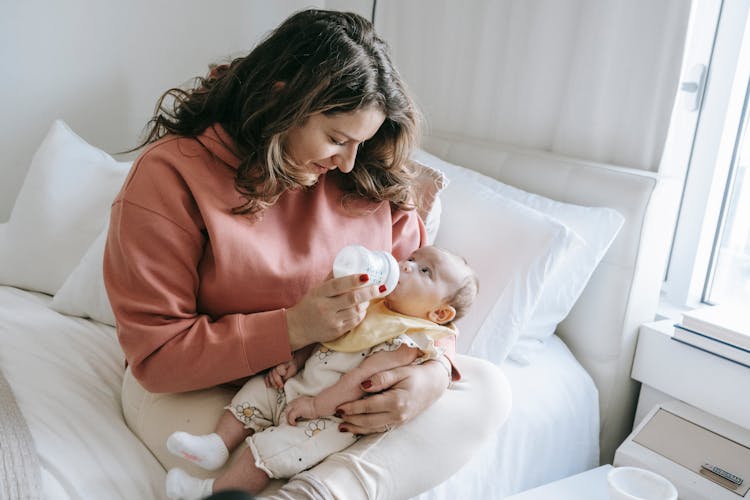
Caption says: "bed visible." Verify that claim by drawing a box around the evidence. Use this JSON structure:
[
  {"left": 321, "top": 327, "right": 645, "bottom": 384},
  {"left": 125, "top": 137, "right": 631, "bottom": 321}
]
[{"left": 0, "top": 121, "right": 678, "bottom": 499}]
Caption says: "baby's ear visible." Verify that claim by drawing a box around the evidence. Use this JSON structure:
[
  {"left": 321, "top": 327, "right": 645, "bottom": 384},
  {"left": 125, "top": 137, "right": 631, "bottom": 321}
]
[{"left": 428, "top": 304, "right": 456, "bottom": 325}]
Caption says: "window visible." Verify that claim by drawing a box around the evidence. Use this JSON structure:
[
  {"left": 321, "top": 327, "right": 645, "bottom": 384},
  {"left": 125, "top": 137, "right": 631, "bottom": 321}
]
[
  {"left": 661, "top": 0, "right": 750, "bottom": 314},
  {"left": 705, "top": 100, "right": 750, "bottom": 305}
]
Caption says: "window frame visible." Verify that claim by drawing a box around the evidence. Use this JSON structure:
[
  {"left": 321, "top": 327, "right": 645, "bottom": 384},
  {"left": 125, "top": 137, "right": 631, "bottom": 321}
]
[{"left": 660, "top": 0, "right": 750, "bottom": 315}]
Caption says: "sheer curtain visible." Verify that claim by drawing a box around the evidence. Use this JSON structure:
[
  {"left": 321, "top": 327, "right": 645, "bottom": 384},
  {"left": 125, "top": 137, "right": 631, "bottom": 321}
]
[{"left": 377, "top": 0, "right": 692, "bottom": 171}]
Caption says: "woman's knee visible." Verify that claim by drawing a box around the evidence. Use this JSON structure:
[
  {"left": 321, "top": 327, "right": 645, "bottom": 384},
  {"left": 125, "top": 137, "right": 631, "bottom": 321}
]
[
  {"left": 453, "top": 355, "right": 512, "bottom": 435},
  {"left": 121, "top": 368, "right": 237, "bottom": 476}
]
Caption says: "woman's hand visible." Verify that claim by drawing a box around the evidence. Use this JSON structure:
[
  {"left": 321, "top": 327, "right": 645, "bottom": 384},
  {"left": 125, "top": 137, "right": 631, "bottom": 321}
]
[
  {"left": 286, "top": 274, "right": 383, "bottom": 351},
  {"left": 334, "top": 360, "right": 450, "bottom": 434}
]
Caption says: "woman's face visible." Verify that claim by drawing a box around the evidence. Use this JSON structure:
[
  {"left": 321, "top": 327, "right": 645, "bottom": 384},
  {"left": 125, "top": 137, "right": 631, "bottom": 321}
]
[{"left": 285, "top": 106, "right": 386, "bottom": 181}]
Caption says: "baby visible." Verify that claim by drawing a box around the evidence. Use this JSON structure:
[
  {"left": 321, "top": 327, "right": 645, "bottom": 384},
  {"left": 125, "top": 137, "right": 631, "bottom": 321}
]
[{"left": 165, "top": 245, "right": 478, "bottom": 499}]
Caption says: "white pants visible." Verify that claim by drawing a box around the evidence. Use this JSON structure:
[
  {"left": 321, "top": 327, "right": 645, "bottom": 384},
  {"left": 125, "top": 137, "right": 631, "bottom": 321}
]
[{"left": 121, "top": 355, "right": 511, "bottom": 499}]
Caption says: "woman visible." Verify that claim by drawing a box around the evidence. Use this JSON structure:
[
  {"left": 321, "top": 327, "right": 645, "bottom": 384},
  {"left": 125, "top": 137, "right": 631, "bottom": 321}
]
[{"left": 104, "top": 9, "right": 510, "bottom": 499}]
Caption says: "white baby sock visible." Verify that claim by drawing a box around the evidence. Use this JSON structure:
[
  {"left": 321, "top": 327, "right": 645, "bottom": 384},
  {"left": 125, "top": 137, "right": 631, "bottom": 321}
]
[
  {"left": 166, "top": 431, "right": 229, "bottom": 471},
  {"left": 165, "top": 468, "right": 214, "bottom": 500}
]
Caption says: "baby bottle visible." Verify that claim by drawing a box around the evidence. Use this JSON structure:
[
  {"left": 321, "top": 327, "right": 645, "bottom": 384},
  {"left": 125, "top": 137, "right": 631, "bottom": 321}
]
[{"left": 332, "top": 245, "right": 400, "bottom": 294}]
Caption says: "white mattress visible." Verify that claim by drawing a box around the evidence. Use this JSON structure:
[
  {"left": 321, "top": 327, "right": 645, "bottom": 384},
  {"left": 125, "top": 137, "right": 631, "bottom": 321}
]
[{"left": 0, "top": 285, "right": 598, "bottom": 499}]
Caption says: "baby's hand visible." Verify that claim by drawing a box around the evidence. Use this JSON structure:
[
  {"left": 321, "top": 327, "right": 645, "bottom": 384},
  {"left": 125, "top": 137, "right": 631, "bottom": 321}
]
[
  {"left": 285, "top": 396, "right": 318, "bottom": 425},
  {"left": 264, "top": 360, "right": 299, "bottom": 390}
]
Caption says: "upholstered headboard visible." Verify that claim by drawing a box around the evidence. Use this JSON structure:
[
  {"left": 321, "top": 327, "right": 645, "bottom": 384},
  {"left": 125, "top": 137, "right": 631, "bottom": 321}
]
[{"left": 422, "top": 132, "right": 681, "bottom": 464}]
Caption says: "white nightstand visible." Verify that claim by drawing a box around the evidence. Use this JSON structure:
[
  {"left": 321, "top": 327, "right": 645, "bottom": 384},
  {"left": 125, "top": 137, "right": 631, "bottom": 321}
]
[
  {"left": 623, "top": 320, "right": 750, "bottom": 499},
  {"left": 505, "top": 465, "right": 612, "bottom": 500},
  {"left": 631, "top": 320, "right": 750, "bottom": 431}
]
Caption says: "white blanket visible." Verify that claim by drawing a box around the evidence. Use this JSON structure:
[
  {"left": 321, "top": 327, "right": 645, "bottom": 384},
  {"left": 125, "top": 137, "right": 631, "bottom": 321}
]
[{"left": 0, "top": 365, "right": 42, "bottom": 499}]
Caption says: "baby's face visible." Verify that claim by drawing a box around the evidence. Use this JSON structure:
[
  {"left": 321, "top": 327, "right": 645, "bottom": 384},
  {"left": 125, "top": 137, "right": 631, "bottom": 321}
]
[{"left": 384, "top": 246, "right": 468, "bottom": 320}]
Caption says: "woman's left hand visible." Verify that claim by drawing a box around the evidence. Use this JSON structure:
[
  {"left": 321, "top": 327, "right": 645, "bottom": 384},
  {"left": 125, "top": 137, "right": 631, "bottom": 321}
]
[{"left": 334, "top": 360, "right": 449, "bottom": 434}]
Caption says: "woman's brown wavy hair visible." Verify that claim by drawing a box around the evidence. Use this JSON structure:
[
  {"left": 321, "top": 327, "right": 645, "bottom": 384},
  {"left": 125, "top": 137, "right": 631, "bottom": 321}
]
[{"left": 134, "top": 9, "right": 421, "bottom": 219}]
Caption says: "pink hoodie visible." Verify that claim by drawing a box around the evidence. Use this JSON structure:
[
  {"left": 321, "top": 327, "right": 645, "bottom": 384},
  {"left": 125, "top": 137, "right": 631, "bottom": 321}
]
[{"left": 104, "top": 124, "right": 456, "bottom": 393}]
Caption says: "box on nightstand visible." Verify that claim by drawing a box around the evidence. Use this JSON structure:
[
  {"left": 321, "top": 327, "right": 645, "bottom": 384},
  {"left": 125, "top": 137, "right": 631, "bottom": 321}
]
[{"left": 615, "top": 400, "right": 750, "bottom": 500}]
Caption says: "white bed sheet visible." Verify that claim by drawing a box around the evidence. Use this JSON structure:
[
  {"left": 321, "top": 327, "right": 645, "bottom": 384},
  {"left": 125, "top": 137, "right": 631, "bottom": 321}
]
[
  {"left": 414, "top": 335, "right": 600, "bottom": 500},
  {"left": 0, "top": 285, "right": 598, "bottom": 500}
]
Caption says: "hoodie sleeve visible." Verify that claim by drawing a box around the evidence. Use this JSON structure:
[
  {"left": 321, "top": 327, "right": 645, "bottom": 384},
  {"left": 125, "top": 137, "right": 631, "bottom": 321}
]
[{"left": 103, "top": 155, "right": 291, "bottom": 393}]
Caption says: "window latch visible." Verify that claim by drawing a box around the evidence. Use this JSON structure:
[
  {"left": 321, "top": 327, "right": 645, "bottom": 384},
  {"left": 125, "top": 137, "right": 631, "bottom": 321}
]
[{"left": 680, "top": 63, "right": 708, "bottom": 112}]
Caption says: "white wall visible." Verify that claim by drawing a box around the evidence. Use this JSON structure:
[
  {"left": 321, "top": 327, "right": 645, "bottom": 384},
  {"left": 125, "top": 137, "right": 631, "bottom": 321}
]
[
  {"left": 0, "top": 0, "right": 692, "bottom": 219},
  {"left": 377, "top": 0, "right": 691, "bottom": 172},
  {"left": 0, "top": 1, "right": 328, "bottom": 221}
]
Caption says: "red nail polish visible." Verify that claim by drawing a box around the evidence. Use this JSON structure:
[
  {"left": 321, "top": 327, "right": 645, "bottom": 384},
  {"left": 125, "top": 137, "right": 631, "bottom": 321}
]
[
  {"left": 361, "top": 379, "right": 372, "bottom": 389},
  {"left": 339, "top": 425, "right": 349, "bottom": 433},
  {"left": 334, "top": 409, "right": 344, "bottom": 418},
  {"left": 359, "top": 274, "right": 369, "bottom": 282},
  {"left": 378, "top": 284, "right": 387, "bottom": 293}
]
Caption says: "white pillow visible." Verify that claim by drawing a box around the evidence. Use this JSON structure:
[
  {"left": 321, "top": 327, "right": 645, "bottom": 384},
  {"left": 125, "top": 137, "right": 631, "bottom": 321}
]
[
  {"left": 414, "top": 149, "right": 624, "bottom": 360},
  {"left": 431, "top": 163, "right": 582, "bottom": 364},
  {"left": 0, "top": 120, "right": 131, "bottom": 295},
  {"left": 50, "top": 222, "right": 116, "bottom": 326}
]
